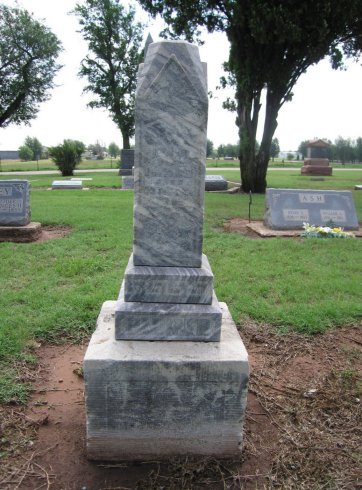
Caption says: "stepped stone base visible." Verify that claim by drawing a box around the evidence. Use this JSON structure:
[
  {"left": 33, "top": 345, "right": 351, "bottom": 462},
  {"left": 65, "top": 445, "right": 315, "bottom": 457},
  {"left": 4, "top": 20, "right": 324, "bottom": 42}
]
[
  {"left": 84, "top": 301, "right": 249, "bottom": 460},
  {"left": 115, "top": 283, "right": 221, "bottom": 341},
  {"left": 301, "top": 165, "right": 332, "bottom": 176},
  {"left": 0, "top": 222, "right": 41, "bottom": 242},
  {"left": 124, "top": 254, "right": 213, "bottom": 304}
]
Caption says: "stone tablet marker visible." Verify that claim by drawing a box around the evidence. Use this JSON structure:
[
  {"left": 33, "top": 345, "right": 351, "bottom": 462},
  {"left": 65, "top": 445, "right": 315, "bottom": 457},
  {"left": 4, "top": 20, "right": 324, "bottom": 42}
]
[
  {"left": 84, "top": 40, "right": 249, "bottom": 460},
  {"left": 0, "top": 180, "right": 30, "bottom": 226},
  {"left": 265, "top": 188, "right": 359, "bottom": 230},
  {"left": 205, "top": 174, "right": 228, "bottom": 191}
]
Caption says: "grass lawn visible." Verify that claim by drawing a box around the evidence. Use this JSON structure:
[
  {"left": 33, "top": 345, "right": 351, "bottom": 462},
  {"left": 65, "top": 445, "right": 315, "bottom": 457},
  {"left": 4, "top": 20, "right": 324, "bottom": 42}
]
[{"left": 0, "top": 170, "right": 361, "bottom": 403}]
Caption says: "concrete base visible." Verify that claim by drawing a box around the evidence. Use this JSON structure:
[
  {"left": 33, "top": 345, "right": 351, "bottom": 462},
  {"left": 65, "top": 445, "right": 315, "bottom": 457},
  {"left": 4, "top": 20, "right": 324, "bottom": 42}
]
[
  {"left": 115, "top": 283, "right": 222, "bottom": 341},
  {"left": 121, "top": 176, "right": 134, "bottom": 189},
  {"left": 124, "top": 254, "right": 213, "bottom": 304},
  {"left": 84, "top": 301, "right": 249, "bottom": 460},
  {"left": 0, "top": 222, "right": 41, "bottom": 242},
  {"left": 301, "top": 165, "right": 332, "bottom": 176}
]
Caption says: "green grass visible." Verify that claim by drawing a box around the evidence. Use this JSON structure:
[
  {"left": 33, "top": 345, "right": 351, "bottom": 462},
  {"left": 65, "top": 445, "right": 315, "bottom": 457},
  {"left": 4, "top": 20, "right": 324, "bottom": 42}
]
[
  {"left": 0, "top": 158, "right": 120, "bottom": 172},
  {"left": 0, "top": 172, "right": 361, "bottom": 403}
]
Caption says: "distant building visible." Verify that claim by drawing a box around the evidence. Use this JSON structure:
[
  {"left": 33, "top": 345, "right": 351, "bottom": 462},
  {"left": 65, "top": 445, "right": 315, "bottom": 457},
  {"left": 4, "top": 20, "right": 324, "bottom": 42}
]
[
  {"left": 0, "top": 150, "right": 19, "bottom": 160},
  {"left": 278, "top": 151, "right": 302, "bottom": 160}
]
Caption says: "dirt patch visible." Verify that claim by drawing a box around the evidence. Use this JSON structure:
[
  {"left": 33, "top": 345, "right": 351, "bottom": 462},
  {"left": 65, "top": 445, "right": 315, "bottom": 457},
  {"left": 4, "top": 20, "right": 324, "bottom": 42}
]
[
  {"left": 37, "top": 225, "right": 72, "bottom": 242},
  {"left": 0, "top": 322, "right": 361, "bottom": 489}
]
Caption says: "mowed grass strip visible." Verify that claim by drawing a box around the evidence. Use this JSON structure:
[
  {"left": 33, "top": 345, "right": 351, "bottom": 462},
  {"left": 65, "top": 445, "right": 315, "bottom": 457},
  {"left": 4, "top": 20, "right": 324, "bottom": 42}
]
[{"left": 0, "top": 176, "right": 361, "bottom": 402}]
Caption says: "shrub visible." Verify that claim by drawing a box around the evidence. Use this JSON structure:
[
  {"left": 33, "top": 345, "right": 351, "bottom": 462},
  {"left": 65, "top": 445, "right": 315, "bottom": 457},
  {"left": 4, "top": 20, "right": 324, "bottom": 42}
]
[
  {"left": 18, "top": 144, "right": 34, "bottom": 161},
  {"left": 49, "top": 139, "right": 85, "bottom": 176}
]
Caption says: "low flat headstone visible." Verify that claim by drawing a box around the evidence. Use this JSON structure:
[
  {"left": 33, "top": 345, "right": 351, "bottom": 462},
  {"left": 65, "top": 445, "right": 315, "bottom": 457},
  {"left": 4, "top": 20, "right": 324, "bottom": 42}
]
[
  {"left": 265, "top": 188, "right": 359, "bottom": 230},
  {"left": 122, "top": 176, "right": 134, "bottom": 189},
  {"left": 0, "top": 180, "right": 30, "bottom": 226},
  {"left": 355, "top": 185, "right": 362, "bottom": 191},
  {"left": 52, "top": 180, "right": 83, "bottom": 189},
  {"left": 205, "top": 175, "right": 228, "bottom": 191}
]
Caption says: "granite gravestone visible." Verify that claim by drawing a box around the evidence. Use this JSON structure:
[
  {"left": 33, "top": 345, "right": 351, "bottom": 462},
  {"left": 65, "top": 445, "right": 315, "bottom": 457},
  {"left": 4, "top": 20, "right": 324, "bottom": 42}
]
[
  {"left": 52, "top": 180, "right": 83, "bottom": 189},
  {"left": 0, "top": 180, "right": 30, "bottom": 226},
  {"left": 119, "top": 149, "right": 134, "bottom": 176},
  {"left": 301, "top": 139, "right": 332, "bottom": 176},
  {"left": 84, "top": 40, "right": 249, "bottom": 460},
  {"left": 205, "top": 174, "right": 228, "bottom": 191},
  {"left": 265, "top": 188, "right": 359, "bottom": 230}
]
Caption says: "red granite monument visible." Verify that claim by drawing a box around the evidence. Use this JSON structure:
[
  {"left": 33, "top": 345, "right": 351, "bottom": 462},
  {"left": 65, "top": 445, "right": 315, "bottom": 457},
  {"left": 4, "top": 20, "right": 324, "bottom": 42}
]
[{"left": 301, "top": 139, "right": 332, "bottom": 176}]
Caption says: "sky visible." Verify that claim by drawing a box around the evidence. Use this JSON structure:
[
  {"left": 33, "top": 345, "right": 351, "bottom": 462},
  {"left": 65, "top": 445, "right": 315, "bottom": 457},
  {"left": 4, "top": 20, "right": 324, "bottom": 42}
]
[{"left": 1, "top": 0, "right": 362, "bottom": 153}]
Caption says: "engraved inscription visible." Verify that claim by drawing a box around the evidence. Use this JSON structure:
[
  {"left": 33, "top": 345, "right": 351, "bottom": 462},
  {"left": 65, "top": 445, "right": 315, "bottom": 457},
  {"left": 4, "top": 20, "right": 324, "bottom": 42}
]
[
  {"left": 320, "top": 209, "right": 346, "bottom": 222},
  {"left": 299, "top": 193, "right": 325, "bottom": 203},
  {"left": 0, "top": 198, "right": 23, "bottom": 213},
  {"left": 0, "top": 187, "right": 12, "bottom": 197},
  {"left": 283, "top": 209, "right": 309, "bottom": 221}
]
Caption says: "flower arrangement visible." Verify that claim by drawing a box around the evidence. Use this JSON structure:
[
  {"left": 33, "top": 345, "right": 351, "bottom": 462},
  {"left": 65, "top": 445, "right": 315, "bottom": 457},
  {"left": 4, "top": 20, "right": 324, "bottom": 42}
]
[{"left": 301, "top": 222, "right": 355, "bottom": 239}]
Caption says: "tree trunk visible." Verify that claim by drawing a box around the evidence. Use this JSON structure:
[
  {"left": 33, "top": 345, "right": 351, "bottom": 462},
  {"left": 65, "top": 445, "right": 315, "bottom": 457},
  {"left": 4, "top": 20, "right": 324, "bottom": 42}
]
[
  {"left": 239, "top": 88, "right": 281, "bottom": 193},
  {"left": 122, "top": 132, "right": 130, "bottom": 149}
]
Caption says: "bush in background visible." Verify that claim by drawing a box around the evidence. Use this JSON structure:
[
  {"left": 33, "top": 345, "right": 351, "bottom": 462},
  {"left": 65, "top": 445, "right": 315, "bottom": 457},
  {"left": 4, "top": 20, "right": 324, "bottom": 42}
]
[{"left": 49, "top": 139, "right": 85, "bottom": 176}]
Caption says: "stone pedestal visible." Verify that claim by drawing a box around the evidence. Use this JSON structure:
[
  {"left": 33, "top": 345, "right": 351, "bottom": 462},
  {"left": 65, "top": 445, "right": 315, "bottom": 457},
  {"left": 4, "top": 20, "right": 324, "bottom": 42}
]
[
  {"left": 0, "top": 222, "right": 41, "bottom": 242},
  {"left": 301, "top": 158, "right": 332, "bottom": 176},
  {"left": 85, "top": 301, "right": 248, "bottom": 460}
]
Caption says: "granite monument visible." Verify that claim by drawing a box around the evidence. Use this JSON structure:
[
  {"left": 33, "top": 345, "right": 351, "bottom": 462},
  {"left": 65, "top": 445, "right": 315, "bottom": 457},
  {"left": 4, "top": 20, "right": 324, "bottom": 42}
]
[{"left": 84, "top": 40, "right": 249, "bottom": 460}]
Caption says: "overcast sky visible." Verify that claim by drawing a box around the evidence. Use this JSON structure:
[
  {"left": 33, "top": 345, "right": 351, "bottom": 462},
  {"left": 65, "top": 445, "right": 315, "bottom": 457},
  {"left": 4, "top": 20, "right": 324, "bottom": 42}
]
[{"left": 1, "top": 0, "right": 362, "bottom": 152}]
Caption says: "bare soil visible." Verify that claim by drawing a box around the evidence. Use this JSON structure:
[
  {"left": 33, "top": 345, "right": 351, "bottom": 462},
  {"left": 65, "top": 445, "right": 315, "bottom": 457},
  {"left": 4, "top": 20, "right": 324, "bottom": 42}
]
[
  {"left": 37, "top": 225, "right": 72, "bottom": 242},
  {"left": 0, "top": 319, "right": 361, "bottom": 490}
]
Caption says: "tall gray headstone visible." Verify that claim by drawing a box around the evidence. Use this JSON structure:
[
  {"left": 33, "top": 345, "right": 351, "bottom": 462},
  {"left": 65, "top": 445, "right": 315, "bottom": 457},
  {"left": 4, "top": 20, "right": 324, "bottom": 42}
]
[
  {"left": 84, "top": 41, "right": 248, "bottom": 461},
  {"left": 133, "top": 41, "right": 208, "bottom": 267},
  {"left": 0, "top": 180, "right": 30, "bottom": 226}
]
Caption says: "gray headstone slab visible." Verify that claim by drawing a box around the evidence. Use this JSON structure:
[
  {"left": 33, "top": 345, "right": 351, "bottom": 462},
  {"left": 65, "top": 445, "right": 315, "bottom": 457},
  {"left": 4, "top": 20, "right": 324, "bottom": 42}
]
[
  {"left": 133, "top": 41, "right": 208, "bottom": 267},
  {"left": 205, "top": 175, "right": 228, "bottom": 191},
  {"left": 264, "top": 188, "right": 359, "bottom": 230},
  {"left": 52, "top": 180, "right": 83, "bottom": 189},
  {"left": 0, "top": 180, "right": 30, "bottom": 226}
]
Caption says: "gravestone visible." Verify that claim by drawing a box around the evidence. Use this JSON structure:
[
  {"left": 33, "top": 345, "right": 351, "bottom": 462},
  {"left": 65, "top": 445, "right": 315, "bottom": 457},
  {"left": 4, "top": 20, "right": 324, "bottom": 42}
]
[
  {"left": 119, "top": 149, "right": 134, "bottom": 176},
  {"left": 0, "top": 180, "right": 41, "bottom": 242},
  {"left": 52, "top": 180, "right": 83, "bottom": 189},
  {"left": 84, "top": 40, "right": 249, "bottom": 460},
  {"left": 0, "top": 180, "right": 30, "bottom": 226},
  {"left": 301, "top": 139, "right": 332, "bottom": 176},
  {"left": 265, "top": 188, "right": 359, "bottom": 230},
  {"left": 205, "top": 174, "right": 228, "bottom": 191}
]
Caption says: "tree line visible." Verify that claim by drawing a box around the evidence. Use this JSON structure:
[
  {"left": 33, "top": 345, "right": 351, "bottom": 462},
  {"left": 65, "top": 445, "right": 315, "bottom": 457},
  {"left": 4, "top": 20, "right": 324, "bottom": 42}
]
[
  {"left": 298, "top": 137, "right": 362, "bottom": 163},
  {"left": 2, "top": 1, "right": 362, "bottom": 192}
]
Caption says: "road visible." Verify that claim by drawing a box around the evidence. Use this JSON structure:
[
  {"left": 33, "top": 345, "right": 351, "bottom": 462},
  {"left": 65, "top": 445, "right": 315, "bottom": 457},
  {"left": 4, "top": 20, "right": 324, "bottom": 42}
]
[{"left": 0, "top": 167, "right": 360, "bottom": 176}]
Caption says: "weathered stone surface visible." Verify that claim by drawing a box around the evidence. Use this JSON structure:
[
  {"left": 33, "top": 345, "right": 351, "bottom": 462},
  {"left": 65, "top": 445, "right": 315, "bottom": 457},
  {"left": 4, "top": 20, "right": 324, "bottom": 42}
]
[
  {"left": 0, "top": 180, "right": 30, "bottom": 226},
  {"left": 205, "top": 175, "right": 228, "bottom": 191},
  {"left": 264, "top": 188, "right": 359, "bottom": 230},
  {"left": 85, "top": 301, "right": 249, "bottom": 460},
  {"left": 119, "top": 149, "right": 134, "bottom": 176},
  {"left": 52, "top": 180, "right": 83, "bottom": 189},
  {"left": 122, "top": 176, "right": 134, "bottom": 190},
  {"left": 133, "top": 41, "right": 208, "bottom": 267},
  {"left": 0, "top": 222, "right": 41, "bottom": 242},
  {"left": 115, "top": 283, "right": 221, "bottom": 341},
  {"left": 301, "top": 165, "right": 332, "bottom": 176},
  {"left": 124, "top": 253, "right": 213, "bottom": 304}
]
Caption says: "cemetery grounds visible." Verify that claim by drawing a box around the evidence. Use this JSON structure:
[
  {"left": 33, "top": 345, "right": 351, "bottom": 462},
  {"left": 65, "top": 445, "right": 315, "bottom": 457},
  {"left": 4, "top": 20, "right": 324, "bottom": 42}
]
[{"left": 0, "top": 167, "right": 361, "bottom": 489}]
